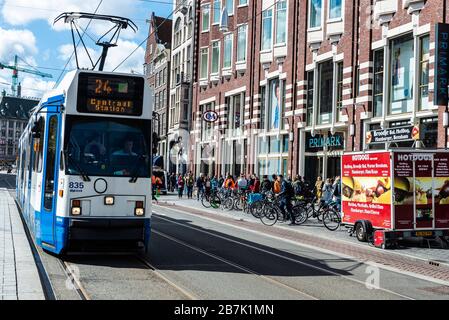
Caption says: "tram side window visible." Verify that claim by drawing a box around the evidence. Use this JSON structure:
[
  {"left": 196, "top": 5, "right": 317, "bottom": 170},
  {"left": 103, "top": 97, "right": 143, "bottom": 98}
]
[
  {"left": 34, "top": 118, "right": 45, "bottom": 173},
  {"left": 43, "top": 116, "right": 58, "bottom": 211}
]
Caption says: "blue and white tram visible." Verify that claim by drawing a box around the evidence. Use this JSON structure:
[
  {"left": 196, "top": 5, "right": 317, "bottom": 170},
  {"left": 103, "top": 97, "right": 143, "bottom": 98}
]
[{"left": 16, "top": 70, "right": 153, "bottom": 254}]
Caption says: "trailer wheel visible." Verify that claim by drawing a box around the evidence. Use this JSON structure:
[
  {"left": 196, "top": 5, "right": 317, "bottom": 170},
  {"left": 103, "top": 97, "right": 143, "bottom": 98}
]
[{"left": 355, "top": 223, "right": 368, "bottom": 242}]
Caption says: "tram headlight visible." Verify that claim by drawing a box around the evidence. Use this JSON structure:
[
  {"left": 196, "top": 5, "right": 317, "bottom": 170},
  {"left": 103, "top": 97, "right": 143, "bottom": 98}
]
[
  {"left": 104, "top": 196, "right": 115, "bottom": 205},
  {"left": 135, "top": 201, "right": 144, "bottom": 216},
  {"left": 71, "top": 200, "right": 81, "bottom": 216}
]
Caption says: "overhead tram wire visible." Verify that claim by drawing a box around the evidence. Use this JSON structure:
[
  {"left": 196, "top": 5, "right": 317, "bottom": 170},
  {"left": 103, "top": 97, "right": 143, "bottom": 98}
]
[
  {"left": 53, "top": 0, "right": 104, "bottom": 88},
  {"left": 112, "top": 1, "right": 182, "bottom": 72},
  {"left": 112, "top": 0, "right": 280, "bottom": 73}
]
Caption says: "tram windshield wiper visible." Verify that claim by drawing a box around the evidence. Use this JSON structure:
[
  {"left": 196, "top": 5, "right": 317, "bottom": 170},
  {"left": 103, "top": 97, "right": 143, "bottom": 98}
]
[
  {"left": 64, "top": 150, "right": 91, "bottom": 182},
  {"left": 129, "top": 155, "right": 146, "bottom": 183}
]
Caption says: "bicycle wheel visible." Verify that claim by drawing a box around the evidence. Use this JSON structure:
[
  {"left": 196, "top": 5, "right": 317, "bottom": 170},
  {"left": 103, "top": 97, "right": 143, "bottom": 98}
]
[
  {"left": 249, "top": 201, "right": 264, "bottom": 218},
  {"left": 210, "top": 195, "right": 221, "bottom": 209},
  {"left": 223, "top": 197, "right": 234, "bottom": 211},
  {"left": 293, "top": 205, "right": 309, "bottom": 225},
  {"left": 323, "top": 209, "right": 341, "bottom": 231},
  {"left": 201, "top": 194, "right": 211, "bottom": 208},
  {"left": 234, "top": 198, "right": 244, "bottom": 211},
  {"left": 260, "top": 204, "right": 278, "bottom": 226}
]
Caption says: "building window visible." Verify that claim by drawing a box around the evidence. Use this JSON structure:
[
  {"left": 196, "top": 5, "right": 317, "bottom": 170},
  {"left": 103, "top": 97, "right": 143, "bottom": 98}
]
[
  {"left": 200, "top": 48, "right": 209, "bottom": 79},
  {"left": 261, "top": 9, "right": 273, "bottom": 51},
  {"left": 373, "top": 49, "right": 384, "bottom": 117},
  {"left": 223, "top": 34, "right": 233, "bottom": 69},
  {"left": 306, "top": 71, "right": 314, "bottom": 126},
  {"left": 419, "top": 35, "right": 430, "bottom": 110},
  {"left": 228, "top": 92, "right": 245, "bottom": 130},
  {"left": 239, "top": 0, "right": 248, "bottom": 5},
  {"left": 389, "top": 33, "right": 414, "bottom": 115},
  {"left": 275, "top": 1, "right": 287, "bottom": 45},
  {"left": 202, "top": 4, "right": 210, "bottom": 32},
  {"left": 336, "top": 62, "right": 343, "bottom": 122},
  {"left": 213, "top": 0, "right": 221, "bottom": 25},
  {"left": 201, "top": 103, "right": 214, "bottom": 141},
  {"left": 309, "top": 0, "right": 322, "bottom": 28},
  {"left": 226, "top": 0, "right": 234, "bottom": 15},
  {"left": 318, "top": 60, "right": 333, "bottom": 125},
  {"left": 237, "top": 24, "right": 247, "bottom": 63},
  {"left": 211, "top": 41, "right": 220, "bottom": 74},
  {"left": 329, "top": 0, "right": 342, "bottom": 20},
  {"left": 268, "top": 78, "right": 285, "bottom": 130}
]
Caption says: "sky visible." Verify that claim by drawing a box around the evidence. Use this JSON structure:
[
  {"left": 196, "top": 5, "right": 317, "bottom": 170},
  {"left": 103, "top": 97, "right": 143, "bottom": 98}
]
[{"left": 0, "top": 0, "right": 173, "bottom": 98}]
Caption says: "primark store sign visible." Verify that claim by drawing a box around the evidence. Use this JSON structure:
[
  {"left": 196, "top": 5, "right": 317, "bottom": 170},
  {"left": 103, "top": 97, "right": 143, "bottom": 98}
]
[{"left": 435, "top": 23, "right": 449, "bottom": 106}]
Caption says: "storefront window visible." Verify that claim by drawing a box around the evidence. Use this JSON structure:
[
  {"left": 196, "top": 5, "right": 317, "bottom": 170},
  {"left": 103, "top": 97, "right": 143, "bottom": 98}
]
[
  {"left": 306, "top": 71, "right": 314, "bottom": 126},
  {"left": 389, "top": 34, "right": 414, "bottom": 115},
  {"left": 269, "top": 136, "right": 281, "bottom": 153},
  {"left": 373, "top": 49, "right": 384, "bottom": 117},
  {"left": 258, "top": 137, "right": 268, "bottom": 154},
  {"left": 318, "top": 60, "right": 333, "bottom": 125},
  {"left": 420, "top": 117, "right": 438, "bottom": 149},
  {"left": 419, "top": 35, "right": 430, "bottom": 110},
  {"left": 367, "top": 123, "right": 383, "bottom": 150}
]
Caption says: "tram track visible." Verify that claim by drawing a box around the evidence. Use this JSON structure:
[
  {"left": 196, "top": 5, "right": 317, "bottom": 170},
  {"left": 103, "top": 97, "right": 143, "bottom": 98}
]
[
  {"left": 153, "top": 213, "right": 416, "bottom": 300},
  {"left": 57, "top": 259, "right": 91, "bottom": 300},
  {"left": 151, "top": 228, "right": 319, "bottom": 300}
]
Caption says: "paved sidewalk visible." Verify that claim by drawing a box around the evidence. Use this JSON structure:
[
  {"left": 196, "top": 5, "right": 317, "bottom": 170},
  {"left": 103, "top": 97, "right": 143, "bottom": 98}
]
[
  {"left": 155, "top": 194, "right": 449, "bottom": 266},
  {"left": 0, "top": 188, "right": 45, "bottom": 300}
]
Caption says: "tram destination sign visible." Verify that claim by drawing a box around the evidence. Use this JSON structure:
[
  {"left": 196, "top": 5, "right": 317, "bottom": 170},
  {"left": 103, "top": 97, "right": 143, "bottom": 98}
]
[
  {"left": 366, "top": 125, "right": 420, "bottom": 145},
  {"left": 77, "top": 73, "right": 144, "bottom": 116}
]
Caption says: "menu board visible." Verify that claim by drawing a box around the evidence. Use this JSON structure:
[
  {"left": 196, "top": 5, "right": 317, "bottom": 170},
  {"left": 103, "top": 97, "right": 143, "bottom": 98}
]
[{"left": 341, "top": 152, "right": 393, "bottom": 229}]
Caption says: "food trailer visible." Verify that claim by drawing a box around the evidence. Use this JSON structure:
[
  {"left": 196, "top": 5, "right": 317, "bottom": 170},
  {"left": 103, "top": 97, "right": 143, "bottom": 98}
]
[{"left": 341, "top": 150, "right": 449, "bottom": 249}]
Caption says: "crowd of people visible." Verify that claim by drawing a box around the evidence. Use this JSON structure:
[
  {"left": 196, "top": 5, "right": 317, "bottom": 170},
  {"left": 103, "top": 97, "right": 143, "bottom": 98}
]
[{"left": 165, "top": 172, "right": 342, "bottom": 215}]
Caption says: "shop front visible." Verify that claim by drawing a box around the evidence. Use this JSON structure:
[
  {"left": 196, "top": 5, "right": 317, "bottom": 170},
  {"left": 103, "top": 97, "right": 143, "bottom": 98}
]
[{"left": 301, "top": 131, "right": 345, "bottom": 184}]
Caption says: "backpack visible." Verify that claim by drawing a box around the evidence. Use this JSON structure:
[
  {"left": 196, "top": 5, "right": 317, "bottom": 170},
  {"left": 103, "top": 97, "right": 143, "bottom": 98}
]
[
  {"left": 284, "top": 181, "right": 295, "bottom": 197},
  {"left": 293, "top": 181, "right": 302, "bottom": 196}
]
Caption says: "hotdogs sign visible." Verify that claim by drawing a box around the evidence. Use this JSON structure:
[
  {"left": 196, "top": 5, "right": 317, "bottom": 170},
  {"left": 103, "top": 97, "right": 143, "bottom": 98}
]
[{"left": 365, "top": 125, "right": 420, "bottom": 145}]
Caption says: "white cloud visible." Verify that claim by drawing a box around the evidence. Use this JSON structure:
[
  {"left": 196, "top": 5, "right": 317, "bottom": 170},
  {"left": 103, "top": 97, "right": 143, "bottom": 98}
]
[
  {"left": 58, "top": 39, "right": 145, "bottom": 74},
  {"left": 0, "top": 26, "right": 37, "bottom": 62},
  {"left": 2, "top": 0, "right": 144, "bottom": 39},
  {"left": 20, "top": 76, "right": 56, "bottom": 98}
]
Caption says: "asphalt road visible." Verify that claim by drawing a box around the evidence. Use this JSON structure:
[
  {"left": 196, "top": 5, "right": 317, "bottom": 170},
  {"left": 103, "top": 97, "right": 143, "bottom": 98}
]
[
  {"left": 6, "top": 172, "right": 449, "bottom": 300},
  {"left": 46, "top": 205, "right": 449, "bottom": 300}
]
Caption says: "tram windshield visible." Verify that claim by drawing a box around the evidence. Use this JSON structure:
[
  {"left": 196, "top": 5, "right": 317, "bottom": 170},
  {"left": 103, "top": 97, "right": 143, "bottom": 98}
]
[{"left": 65, "top": 116, "right": 151, "bottom": 178}]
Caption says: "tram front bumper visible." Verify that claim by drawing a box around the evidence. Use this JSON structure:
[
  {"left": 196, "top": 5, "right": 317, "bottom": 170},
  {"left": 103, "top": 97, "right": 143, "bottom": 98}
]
[{"left": 68, "top": 218, "right": 149, "bottom": 241}]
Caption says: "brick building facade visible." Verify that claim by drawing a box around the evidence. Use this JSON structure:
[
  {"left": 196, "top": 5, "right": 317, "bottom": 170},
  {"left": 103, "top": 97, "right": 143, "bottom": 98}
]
[
  {"left": 144, "top": 13, "right": 172, "bottom": 166},
  {"left": 190, "top": 0, "right": 449, "bottom": 182}
]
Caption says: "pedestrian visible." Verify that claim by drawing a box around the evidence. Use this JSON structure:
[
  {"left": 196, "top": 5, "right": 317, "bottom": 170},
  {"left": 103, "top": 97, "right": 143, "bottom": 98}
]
[
  {"left": 333, "top": 176, "right": 342, "bottom": 211},
  {"left": 196, "top": 174, "right": 204, "bottom": 200},
  {"left": 261, "top": 175, "right": 272, "bottom": 193},
  {"left": 237, "top": 174, "right": 248, "bottom": 190},
  {"left": 177, "top": 175, "right": 185, "bottom": 199},
  {"left": 250, "top": 175, "right": 260, "bottom": 193},
  {"left": 211, "top": 175, "right": 218, "bottom": 190},
  {"left": 273, "top": 175, "right": 281, "bottom": 194},
  {"left": 277, "top": 175, "right": 295, "bottom": 225},
  {"left": 224, "top": 175, "right": 235, "bottom": 189},
  {"left": 315, "top": 176, "right": 324, "bottom": 201},
  {"left": 186, "top": 173, "right": 194, "bottom": 199},
  {"left": 205, "top": 176, "right": 212, "bottom": 196},
  {"left": 322, "top": 178, "right": 334, "bottom": 203},
  {"left": 218, "top": 175, "right": 225, "bottom": 189},
  {"left": 170, "top": 173, "right": 177, "bottom": 192}
]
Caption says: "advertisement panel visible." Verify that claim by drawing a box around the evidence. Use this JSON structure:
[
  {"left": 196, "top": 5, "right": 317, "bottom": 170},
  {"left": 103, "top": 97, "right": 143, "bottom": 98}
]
[
  {"left": 393, "top": 153, "right": 433, "bottom": 230},
  {"left": 434, "top": 153, "right": 449, "bottom": 228},
  {"left": 342, "top": 152, "right": 392, "bottom": 229}
]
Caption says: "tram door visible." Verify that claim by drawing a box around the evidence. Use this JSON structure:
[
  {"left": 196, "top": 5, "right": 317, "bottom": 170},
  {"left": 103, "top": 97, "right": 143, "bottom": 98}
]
[{"left": 40, "top": 113, "right": 61, "bottom": 247}]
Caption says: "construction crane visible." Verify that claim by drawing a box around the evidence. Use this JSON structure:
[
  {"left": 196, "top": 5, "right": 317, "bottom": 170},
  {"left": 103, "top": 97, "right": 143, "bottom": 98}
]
[{"left": 0, "top": 55, "right": 53, "bottom": 97}]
